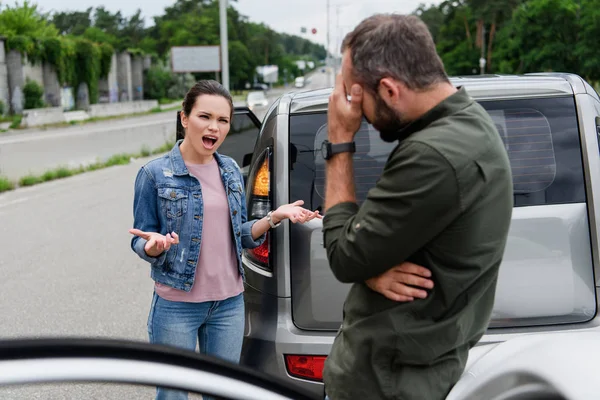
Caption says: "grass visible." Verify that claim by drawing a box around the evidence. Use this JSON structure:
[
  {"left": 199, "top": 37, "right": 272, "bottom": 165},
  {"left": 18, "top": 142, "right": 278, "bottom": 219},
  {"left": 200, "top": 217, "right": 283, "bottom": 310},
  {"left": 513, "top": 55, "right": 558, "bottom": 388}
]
[
  {"left": 159, "top": 98, "right": 181, "bottom": 105},
  {"left": 0, "top": 140, "right": 175, "bottom": 194},
  {"left": 9, "top": 115, "right": 22, "bottom": 129},
  {"left": 0, "top": 176, "right": 14, "bottom": 192}
]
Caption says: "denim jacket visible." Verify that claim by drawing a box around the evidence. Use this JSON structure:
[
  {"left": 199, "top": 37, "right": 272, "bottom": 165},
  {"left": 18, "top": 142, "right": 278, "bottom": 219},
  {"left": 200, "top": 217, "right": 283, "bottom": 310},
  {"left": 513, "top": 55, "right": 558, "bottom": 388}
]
[{"left": 131, "top": 140, "right": 266, "bottom": 291}]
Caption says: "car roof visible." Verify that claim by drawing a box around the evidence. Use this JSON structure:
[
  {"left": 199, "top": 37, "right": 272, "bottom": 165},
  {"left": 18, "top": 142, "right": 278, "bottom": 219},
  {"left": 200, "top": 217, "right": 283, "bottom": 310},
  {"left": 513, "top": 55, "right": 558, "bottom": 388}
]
[{"left": 287, "top": 73, "right": 597, "bottom": 115}]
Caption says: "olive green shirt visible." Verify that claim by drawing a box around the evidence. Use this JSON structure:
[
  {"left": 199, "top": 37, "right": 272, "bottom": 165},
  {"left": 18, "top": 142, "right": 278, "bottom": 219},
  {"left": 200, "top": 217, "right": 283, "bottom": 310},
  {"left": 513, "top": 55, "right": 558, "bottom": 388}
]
[{"left": 322, "top": 87, "right": 513, "bottom": 400}]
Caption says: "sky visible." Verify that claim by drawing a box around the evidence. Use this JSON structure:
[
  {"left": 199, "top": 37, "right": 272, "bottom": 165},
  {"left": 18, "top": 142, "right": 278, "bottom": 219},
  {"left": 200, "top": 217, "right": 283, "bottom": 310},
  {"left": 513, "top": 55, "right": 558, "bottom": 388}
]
[{"left": 36, "top": 0, "right": 444, "bottom": 55}]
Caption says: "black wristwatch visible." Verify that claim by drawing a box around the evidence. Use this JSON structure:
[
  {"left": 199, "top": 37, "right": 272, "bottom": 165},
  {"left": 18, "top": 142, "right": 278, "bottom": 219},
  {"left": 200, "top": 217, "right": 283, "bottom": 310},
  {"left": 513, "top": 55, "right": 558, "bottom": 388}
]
[{"left": 321, "top": 140, "right": 356, "bottom": 160}]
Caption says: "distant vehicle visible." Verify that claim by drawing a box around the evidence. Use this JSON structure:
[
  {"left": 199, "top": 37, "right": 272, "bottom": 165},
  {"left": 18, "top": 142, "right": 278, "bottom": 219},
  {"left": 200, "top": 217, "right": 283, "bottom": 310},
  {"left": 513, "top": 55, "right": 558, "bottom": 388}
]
[
  {"left": 294, "top": 76, "right": 305, "bottom": 88},
  {"left": 252, "top": 83, "right": 269, "bottom": 92},
  {"left": 245, "top": 90, "right": 269, "bottom": 111}
]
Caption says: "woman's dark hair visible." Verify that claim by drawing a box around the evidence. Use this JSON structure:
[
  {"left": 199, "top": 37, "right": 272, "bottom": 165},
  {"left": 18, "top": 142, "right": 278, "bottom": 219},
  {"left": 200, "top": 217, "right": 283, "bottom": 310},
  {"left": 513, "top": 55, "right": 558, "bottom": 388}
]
[{"left": 181, "top": 80, "right": 234, "bottom": 118}]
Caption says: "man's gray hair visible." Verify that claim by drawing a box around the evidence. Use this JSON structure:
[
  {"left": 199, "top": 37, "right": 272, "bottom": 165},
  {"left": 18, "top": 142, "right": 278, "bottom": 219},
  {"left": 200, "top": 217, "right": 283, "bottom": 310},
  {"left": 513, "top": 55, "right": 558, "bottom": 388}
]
[{"left": 341, "top": 14, "right": 449, "bottom": 92}]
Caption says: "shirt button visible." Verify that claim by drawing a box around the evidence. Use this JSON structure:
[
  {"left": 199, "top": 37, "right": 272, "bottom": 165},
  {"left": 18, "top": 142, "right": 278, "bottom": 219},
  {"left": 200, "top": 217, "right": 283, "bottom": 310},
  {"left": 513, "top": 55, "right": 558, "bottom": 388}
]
[
  {"left": 170, "top": 192, "right": 176, "bottom": 199},
  {"left": 233, "top": 210, "right": 238, "bottom": 215},
  {"left": 237, "top": 231, "right": 241, "bottom": 236}
]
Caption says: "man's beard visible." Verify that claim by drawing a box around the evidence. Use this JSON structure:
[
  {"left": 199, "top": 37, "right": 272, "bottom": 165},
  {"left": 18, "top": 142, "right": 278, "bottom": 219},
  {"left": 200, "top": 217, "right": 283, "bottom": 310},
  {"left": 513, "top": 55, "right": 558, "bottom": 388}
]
[{"left": 367, "top": 95, "right": 411, "bottom": 143}]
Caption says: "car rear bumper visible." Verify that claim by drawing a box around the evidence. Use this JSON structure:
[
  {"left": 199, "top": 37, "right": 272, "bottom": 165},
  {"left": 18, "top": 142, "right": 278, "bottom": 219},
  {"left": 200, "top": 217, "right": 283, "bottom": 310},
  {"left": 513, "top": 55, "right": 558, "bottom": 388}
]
[{"left": 241, "top": 287, "right": 335, "bottom": 397}]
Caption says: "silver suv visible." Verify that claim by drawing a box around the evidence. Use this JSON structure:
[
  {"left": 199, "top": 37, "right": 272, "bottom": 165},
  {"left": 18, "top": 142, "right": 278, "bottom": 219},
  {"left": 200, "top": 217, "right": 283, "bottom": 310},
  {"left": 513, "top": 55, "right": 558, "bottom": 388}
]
[{"left": 232, "top": 73, "right": 600, "bottom": 397}]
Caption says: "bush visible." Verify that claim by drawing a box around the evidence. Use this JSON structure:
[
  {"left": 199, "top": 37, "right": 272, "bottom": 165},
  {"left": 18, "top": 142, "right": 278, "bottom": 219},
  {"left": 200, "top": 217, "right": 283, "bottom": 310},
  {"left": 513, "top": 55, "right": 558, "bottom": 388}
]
[
  {"left": 0, "top": 100, "right": 5, "bottom": 116},
  {"left": 9, "top": 115, "right": 22, "bottom": 129},
  {"left": 23, "top": 79, "right": 45, "bottom": 110},
  {"left": 144, "top": 65, "right": 176, "bottom": 101}
]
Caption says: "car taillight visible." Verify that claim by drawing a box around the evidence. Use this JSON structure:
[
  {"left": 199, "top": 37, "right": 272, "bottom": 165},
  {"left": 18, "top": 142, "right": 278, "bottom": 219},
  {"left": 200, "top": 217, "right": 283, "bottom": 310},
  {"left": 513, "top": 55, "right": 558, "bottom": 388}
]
[
  {"left": 245, "top": 149, "right": 272, "bottom": 270},
  {"left": 284, "top": 355, "right": 327, "bottom": 382}
]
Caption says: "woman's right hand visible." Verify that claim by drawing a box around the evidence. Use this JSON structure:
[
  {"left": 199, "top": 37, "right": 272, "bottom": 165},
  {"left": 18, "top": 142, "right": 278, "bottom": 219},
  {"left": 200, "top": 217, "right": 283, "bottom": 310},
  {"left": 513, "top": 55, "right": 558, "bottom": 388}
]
[{"left": 129, "top": 229, "right": 179, "bottom": 257}]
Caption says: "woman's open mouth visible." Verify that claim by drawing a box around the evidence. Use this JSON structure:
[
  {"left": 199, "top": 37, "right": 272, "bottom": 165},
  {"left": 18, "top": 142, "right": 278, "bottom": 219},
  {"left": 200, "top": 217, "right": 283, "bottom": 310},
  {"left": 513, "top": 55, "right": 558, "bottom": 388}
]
[{"left": 202, "top": 135, "right": 218, "bottom": 150}]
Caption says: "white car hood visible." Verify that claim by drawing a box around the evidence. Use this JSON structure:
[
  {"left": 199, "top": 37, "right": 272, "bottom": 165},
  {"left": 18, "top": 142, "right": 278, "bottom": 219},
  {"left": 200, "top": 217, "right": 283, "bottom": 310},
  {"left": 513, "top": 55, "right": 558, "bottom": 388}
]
[{"left": 447, "top": 331, "right": 600, "bottom": 400}]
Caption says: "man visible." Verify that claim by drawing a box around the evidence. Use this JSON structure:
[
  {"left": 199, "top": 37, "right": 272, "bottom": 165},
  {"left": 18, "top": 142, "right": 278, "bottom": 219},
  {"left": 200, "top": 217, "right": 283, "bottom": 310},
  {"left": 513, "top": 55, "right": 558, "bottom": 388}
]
[{"left": 321, "top": 14, "right": 513, "bottom": 400}]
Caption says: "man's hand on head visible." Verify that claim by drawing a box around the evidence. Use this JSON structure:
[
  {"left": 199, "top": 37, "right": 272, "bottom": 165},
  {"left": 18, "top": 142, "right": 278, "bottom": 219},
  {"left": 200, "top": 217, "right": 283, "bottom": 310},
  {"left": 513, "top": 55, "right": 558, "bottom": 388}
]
[{"left": 327, "top": 73, "right": 364, "bottom": 144}]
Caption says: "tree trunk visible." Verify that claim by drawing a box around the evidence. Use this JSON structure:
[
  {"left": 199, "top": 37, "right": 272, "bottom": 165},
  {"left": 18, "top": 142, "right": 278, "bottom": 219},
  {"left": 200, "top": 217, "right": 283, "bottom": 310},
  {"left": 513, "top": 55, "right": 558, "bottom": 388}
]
[
  {"left": 463, "top": 15, "right": 472, "bottom": 49},
  {"left": 487, "top": 19, "right": 497, "bottom": 72},
  {"left": 476, "top": 19, "right": 483, "bottom": 49}
]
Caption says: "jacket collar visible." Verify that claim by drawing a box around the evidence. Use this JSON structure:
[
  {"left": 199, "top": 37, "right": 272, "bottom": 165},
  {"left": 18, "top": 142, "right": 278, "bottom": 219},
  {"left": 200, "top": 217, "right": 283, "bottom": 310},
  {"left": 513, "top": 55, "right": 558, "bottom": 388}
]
[
  {"left": 395, "top": 86, "right": 473, "bottom": 141},
  {"left": 168, "top": 140, "right": 236, "bottom": 176}
]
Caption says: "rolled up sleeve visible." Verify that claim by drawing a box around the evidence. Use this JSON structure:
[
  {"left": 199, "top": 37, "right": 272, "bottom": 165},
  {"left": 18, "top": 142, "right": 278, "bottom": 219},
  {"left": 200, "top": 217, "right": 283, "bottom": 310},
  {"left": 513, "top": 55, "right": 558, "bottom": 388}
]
[
  {"left": 241, "top": 220, "right": 266, "bottom": 248},
  {"left": 322, "top": 141, "right": 461, "bottom": 283},
  {"left": 238, "top": 166, "right": 266, "bottom": 249},
  {"left": 131, "top": 167, "right": 167, "bottom": 266}
]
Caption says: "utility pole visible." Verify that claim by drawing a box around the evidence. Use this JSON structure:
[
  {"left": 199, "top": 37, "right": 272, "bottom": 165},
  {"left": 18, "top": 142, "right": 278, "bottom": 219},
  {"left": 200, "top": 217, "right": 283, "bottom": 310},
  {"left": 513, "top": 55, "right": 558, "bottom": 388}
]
[
  {"left": 336, "top": 5, "right": 340, "bottom": 74},
  {"left": 219, "top": 0, "right": 230, "bottom": 91},
  {"left": 326, "top": 0, "right": 331, "bottom": 87},
  {"left": 479, "top": 24, "right": 486, "bottom": 75}
]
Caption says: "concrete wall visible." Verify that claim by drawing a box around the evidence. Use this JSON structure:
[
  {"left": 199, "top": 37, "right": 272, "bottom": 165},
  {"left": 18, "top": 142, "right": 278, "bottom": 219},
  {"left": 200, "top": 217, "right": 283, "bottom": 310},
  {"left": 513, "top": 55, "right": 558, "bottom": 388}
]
[
  {"left": 98, "top": 53, "right": 118, "bottom": 103},
  {"left": 61, "top": 87, "right": 74, "bottom": 111},
  {"left": 0, "top": 40, "right": 8, "bottom": 115},
  {"left": 22, "top": 57, "right": 44, "bottom": 87},
  {"left": 21, "top": 106, "right": 65, "bottom": 127},
  {"left": 117, "top": 52, "right": 132, "bottom": 102},
  {"left": 42, "top": 63, "right": 61, "bottom": 107},
  {"left": 131, "top": 56, "right": 144, "bottom": 101},
  {"left": 6, "top": 49, "right": 24, "bottom": 114},
  {"left": 88, "top": 99, "right": 158, "bottom": 118}
]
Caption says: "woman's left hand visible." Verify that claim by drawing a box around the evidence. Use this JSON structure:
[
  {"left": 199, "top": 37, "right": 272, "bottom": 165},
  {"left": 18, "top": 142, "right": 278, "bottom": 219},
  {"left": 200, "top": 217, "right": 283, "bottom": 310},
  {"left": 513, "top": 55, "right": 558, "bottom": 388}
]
[{"left": 272, "top": 200, "right": 322, "bottom": 224}]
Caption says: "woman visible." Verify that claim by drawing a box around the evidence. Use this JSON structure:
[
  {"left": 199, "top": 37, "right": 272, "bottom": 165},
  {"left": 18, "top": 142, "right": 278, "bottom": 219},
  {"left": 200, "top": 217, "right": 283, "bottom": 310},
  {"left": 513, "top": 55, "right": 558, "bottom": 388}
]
[{"left": 129, "top": 80, "right": 320, "bottom": 400}]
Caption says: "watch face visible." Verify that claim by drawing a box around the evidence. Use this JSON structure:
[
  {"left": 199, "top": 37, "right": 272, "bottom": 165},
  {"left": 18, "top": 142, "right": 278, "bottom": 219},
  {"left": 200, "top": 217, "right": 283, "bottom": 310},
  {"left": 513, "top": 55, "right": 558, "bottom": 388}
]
[{"left": 321, "top": 140, "right": 330, "bottom": 160}]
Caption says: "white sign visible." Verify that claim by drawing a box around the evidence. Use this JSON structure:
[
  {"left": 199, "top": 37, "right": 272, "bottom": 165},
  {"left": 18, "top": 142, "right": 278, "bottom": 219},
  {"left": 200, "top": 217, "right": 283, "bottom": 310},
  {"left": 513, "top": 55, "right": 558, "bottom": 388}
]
[
  {"left": 171, "top": 46, "right": 221, "bottom": 73},
  {"left": 256, "top": 65, "right": 279, "bottom": 83},
  {"left": 295, "top": 60, "right": 307, "bottom": 70}
]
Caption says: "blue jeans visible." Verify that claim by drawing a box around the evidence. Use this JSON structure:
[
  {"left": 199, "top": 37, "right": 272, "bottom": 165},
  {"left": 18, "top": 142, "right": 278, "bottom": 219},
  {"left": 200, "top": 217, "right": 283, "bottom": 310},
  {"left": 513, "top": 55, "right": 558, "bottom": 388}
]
[{"left": 148, "top": 291, "right": 245, "bottom": 400}]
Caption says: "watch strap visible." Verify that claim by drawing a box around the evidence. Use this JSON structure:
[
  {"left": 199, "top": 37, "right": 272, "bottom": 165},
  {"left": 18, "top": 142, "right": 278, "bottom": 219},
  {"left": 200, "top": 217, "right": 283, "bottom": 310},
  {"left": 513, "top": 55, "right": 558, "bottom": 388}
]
[
  {"left": 266, "top": 211, "right": 281, "bottom": 228},
  {"left": 330, "top": 141, "right": 356, "bottom": 155}
]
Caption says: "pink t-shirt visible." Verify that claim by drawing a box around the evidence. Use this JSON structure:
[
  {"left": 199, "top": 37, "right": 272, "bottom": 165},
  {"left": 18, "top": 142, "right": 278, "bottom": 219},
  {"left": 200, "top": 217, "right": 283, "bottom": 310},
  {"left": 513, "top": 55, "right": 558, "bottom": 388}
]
[{"left": 155, "top": 158, "right": 243, "bottom": 302}]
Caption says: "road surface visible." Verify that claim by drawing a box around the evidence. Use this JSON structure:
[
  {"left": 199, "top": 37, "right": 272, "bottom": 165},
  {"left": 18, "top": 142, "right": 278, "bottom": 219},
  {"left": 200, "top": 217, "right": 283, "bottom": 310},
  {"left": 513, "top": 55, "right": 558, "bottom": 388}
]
[{"left": 0, "top": 127, "right": 263, "bottom": 398}]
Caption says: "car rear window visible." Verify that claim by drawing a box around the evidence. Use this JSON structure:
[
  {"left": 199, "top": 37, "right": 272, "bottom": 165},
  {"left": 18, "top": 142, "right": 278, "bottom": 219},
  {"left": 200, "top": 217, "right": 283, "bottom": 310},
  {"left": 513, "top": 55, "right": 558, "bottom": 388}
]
[{"left": 289, "top": 96, "right": 585, "bottom": 210}]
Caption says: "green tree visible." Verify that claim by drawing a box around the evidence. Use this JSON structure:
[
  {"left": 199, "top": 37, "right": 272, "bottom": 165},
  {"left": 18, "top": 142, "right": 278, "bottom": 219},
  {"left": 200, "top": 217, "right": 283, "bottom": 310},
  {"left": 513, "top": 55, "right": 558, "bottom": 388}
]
[
  {"left": 466, "top": 0, "right": 523, "bottom": 71},
  {"left": 228, "top": 40, "right": 253, "bottom": 89},
  {"left": 435, "top": 2, "right": 481, "bottom": 75},
  {"left": 575, "top": 0, "right": 600, "bottom": 83},
  {"left": 0, "top": 1, "right": 57, "bottom": 38},
  {"left": 500, "top": 0, "right": 579, "bottom": 73},
  {"left": 51, "top": 8, "right": 92, "bottom": 36},
  {"left": 413, "top": 2, "right": 446, "bottom": 42}
]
